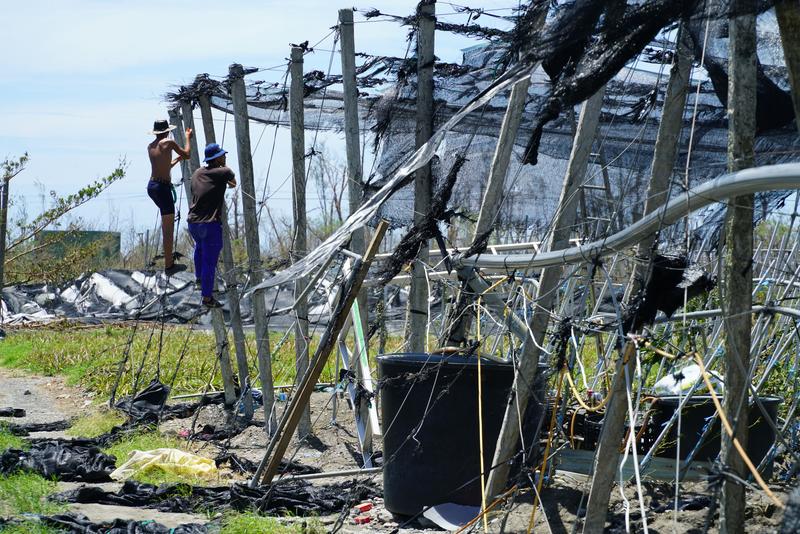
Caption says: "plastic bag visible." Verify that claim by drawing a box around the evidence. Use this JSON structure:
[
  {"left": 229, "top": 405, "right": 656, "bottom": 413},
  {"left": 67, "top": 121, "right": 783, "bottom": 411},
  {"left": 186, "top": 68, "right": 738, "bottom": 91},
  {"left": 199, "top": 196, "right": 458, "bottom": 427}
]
[{"left": 110, "top": 448, "right": 218, "bottom": 481}]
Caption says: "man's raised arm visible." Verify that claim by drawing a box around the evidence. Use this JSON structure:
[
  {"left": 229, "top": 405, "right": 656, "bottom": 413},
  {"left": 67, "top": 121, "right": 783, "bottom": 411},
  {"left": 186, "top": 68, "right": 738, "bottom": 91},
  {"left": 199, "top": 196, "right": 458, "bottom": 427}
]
[{"left": 168, "top": 128, "right": 193, "bottom": 160}]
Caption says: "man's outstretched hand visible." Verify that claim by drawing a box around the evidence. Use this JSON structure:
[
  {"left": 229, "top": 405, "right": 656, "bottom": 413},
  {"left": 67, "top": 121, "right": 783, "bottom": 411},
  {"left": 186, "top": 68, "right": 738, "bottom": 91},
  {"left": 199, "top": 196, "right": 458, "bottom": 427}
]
[{"left": 185, "top": 128, "right": 193, "bottom": 138}]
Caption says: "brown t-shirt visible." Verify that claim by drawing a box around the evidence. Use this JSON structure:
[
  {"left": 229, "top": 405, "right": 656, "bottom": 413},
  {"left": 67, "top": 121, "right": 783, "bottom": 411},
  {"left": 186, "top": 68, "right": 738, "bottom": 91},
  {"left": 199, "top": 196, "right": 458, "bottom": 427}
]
[{"left": 187, "top": 166, "right": 234, "bottom": 223}]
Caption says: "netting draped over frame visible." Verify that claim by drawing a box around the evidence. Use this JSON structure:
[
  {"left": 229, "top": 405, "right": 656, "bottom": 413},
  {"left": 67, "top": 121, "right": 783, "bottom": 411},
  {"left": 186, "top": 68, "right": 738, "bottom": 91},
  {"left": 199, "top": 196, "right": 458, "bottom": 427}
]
[{"left": 167, "top": 0, "right": 798, "bottom": 286}]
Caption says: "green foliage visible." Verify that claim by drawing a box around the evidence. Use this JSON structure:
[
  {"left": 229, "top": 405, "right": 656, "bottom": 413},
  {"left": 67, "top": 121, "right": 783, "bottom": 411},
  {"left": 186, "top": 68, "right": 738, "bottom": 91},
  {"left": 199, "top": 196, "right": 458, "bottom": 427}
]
[
  {"left": 220, "top": 513, "right": 325, "bottom": 534},
  {"left": 4, "top": 160, "right": 127, "bottom": 285},
  {"left": 66, "top": 408, "right": 126, "bottom": 438},
  {"left": 0, "top": 472, "right": 64, "bottom": 516},
  {"left": 0, "top": 427, "right": 27, "bottom": 453},
  {"left": 0, "top": 521, "right": 64, "bottom": 534},
  {"left": 1, "top": 325, "right": 338, "bottom": 398}
]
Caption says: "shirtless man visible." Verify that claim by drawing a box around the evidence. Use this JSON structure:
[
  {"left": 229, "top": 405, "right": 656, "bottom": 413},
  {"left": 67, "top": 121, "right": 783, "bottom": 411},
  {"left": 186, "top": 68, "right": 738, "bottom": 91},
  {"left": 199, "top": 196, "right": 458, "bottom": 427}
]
[{"left": 147, "top": 119, "right": 192, "bottom": 275}]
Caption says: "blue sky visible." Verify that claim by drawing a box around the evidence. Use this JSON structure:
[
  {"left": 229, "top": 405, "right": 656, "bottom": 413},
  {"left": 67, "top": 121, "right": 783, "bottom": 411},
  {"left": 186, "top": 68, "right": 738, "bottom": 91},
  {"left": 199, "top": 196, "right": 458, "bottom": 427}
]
[{"left": 1, "top": 0, "right": 514, "bottom": 249}]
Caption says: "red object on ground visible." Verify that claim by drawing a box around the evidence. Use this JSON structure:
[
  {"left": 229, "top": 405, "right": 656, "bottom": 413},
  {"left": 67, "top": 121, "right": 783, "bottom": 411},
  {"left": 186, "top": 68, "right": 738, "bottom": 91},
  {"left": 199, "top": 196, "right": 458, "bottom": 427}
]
[
  {"left": 354, "top": 502, "right": 373, "bottom": 513},
  {"left": 354, "top": 515, "right": 372, "bottom": 525}
]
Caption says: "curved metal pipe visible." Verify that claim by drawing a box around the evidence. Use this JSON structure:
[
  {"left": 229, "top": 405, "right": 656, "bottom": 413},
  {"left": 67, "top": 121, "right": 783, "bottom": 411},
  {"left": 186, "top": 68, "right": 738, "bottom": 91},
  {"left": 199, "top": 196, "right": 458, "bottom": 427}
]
[{"left": 454, "top": 163, "right": 800, "bottom": 271}]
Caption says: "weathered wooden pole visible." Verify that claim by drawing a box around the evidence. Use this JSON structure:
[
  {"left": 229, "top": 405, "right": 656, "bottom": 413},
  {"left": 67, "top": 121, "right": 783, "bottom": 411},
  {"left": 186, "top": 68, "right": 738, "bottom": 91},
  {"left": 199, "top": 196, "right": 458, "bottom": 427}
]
[
  {"left": 289, "top": 47, "right": 312, "bottom": 438},
  {"left": 0, "top": 171, "right": 10, "bottom": 296},
  {"left": 167, "top": 108, "right": 192, "bottom": 201},
  {"left": 443, "top": 76, "right": 532, "bottom": 347},
  {"left": 581, "top": 25, "right": 694, "bottom": 534},
  {"left": 776, "top": 1, "right": 800, "bottom": 128},
  {"left": 253, "top": 220, "right": 388, "bottom": 487},
  {"left": 195, "top": 87, "right": 254, "bottom": 420},
  {"left": 485, "top": 86, "right": 607, "bottom": 501},
  {"left": 721, "top": 2, "right": 756, "bottom": 532},
  {"left": 229, "top": 63, "right": 276, "bottom": 430},
  {"left": 339, "top": 7, "right": 368, "bottom": 335},
  {"left": 175, "top": 102, "right": 237, "bottom": 408},
  {"left": 405, "top": 0, "right": 435, "bottom": 353},
  {"left": 339, "top": 7, "right": 375, "bottom": 453}
]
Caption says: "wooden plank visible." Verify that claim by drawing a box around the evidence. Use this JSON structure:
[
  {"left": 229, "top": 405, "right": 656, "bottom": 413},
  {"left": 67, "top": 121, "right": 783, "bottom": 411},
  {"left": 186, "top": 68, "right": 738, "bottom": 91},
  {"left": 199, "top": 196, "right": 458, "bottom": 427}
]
[{"left": 251, "top": 220, "right": 389, "bottom": 486}]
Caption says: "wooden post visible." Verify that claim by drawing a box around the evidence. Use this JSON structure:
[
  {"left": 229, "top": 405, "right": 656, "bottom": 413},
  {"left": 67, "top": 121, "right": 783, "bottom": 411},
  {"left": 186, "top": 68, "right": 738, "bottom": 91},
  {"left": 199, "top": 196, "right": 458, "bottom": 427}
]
[
  {"left": 167, "top": 108, "right": 192, "bottom": 201},
  {"left": 776, "top": 1, "right": 800, "bottom": 130},
  {"left": 252, "top": 220, "right": 388, "bottom": 487},
  {"left": 721, "top": 2, "right": 756, "bottom": 532},
  {"left": 443, "top": 76, "right": 531, "bottom": 347},
  {"left": 405, "top": 0, "right": 435, "bottom": 353},
  {"left": 196, "top": 87, "right": 254, "bottom": 420},
  {"left": 581, "top": 26, "right": 694, "bottom": 533},
  {"left": 289, "top": 46, "right": 312, "bottom": 438},
  {"left": 175, "top": 102, "right": 237, "bottom": 408},
  {"left": 339, "top": 7, "right": 374, "bottom": 457},
  {"left": 229, "top": 63, "right": 276, "bottom": 430},
  {"left": 485, "top": 86, "right": 607, "bottom": 501},
  {"left": 339, "top": 8, "right": 368, "bottom": 339},
  {"left": 0, "top": 172, "right": 9, "bottom": 297}
]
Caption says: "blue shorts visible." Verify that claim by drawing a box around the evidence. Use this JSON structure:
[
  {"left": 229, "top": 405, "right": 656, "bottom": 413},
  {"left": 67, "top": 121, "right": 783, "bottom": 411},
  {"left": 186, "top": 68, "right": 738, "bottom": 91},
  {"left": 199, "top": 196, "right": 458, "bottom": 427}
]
[{"left": 147, "top": 180, "right": 176, "bottom": 216}]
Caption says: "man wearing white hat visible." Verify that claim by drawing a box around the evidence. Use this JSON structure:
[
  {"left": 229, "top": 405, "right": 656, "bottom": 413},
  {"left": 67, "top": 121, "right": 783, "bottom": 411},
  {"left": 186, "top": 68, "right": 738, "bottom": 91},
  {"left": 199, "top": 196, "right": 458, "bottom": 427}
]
[{"left": 147, "top": 119, "right": 192, "bottom": 275}]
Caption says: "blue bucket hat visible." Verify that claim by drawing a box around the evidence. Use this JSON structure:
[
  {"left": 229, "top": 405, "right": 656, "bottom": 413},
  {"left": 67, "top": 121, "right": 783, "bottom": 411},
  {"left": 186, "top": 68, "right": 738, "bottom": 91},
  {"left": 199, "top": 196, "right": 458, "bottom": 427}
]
[{"left": 203, "top": 143, "right": 227, "bottom": 163}]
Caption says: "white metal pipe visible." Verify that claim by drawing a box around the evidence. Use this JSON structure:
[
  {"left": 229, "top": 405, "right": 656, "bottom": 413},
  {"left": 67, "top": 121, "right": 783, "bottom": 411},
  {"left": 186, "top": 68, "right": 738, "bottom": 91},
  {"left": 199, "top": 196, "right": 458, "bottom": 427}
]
[{"left": 455, "top": 163, "right": 800, "bottom": 271}]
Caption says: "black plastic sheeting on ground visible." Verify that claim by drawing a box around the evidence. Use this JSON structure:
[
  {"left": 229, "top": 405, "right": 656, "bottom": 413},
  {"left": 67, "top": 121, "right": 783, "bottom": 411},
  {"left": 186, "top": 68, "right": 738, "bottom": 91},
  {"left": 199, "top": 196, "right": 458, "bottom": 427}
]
[
  {"left": 0, "top": 440, "right": 116, "bottom": 482},
  {"left": 38, "top": 514, "right": 207, "bottom": 534},
  {"left": 116, "top": 380, "right": 226, "bottom": 424},
  {"left": 4, "top": 419, "right": 72, "bottom": 436},
  {"left": 214, "top": 451, "right": 320, "bottom": 476},
  {"left": 56, "top": 479, "right": 380, "bottom": 516}
]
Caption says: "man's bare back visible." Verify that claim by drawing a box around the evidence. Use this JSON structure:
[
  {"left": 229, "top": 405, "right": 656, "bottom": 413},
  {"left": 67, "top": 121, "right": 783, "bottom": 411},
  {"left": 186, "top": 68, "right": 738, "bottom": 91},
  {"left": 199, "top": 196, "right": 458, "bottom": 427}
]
[{"left": 148, "top": 130, "right": 192, "bottom": 182}]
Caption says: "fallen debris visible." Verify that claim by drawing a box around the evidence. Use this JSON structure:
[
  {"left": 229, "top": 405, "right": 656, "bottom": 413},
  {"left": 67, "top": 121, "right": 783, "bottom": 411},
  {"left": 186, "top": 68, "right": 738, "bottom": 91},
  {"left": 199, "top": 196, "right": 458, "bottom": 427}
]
[
  {"left": 110, "top": 448, "right": 218, "bottom": 482},
  {"left": 56, "top": 479, "right": 381, "bottom": 516},
  {"left": 0, "top": 440, "right": 116, "bottom": 482}
]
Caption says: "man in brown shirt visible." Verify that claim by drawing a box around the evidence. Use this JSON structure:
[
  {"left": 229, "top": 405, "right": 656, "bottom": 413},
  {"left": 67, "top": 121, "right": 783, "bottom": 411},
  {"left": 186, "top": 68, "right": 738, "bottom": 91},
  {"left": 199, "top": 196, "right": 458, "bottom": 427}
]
[
  {"left": 147, "top": 119, "right": 192, "bottom": 275},
  {"left": 187, "top": 143, "right": 236, "bottom": 307}
]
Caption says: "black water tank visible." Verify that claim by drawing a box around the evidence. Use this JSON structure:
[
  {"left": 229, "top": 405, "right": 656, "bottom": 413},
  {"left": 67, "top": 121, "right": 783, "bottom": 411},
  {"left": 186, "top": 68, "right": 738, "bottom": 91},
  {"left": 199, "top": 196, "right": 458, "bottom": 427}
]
[
  {"left": 378, "top": 353, "right": 547, "bottom": 516},
  {"left": 646, "top": 395, "right": 781, "bottom": 474}
]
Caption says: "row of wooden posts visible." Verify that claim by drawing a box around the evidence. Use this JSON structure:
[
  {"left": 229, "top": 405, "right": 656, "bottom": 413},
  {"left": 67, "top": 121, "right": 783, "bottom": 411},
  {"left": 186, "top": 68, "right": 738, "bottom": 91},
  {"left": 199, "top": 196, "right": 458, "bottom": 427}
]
[
  {"left": 165, "top": 9, "right": 374, "bottom": 435},
  {"left": 163, "top": 2, "right": 800, "bottom": 533}
]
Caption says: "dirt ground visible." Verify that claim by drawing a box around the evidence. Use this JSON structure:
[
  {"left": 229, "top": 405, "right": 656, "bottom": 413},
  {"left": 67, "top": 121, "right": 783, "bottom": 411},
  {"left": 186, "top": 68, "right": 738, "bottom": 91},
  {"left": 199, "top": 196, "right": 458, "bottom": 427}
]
[{"left": 0, "top": 368, "right": 795, "bottom": 532}]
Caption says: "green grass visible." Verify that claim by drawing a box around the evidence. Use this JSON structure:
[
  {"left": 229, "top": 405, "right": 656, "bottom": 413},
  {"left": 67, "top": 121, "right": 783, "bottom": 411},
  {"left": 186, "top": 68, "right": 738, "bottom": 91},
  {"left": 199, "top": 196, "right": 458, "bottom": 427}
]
[
  {"left": 0, "top": 521, "right": 64, "bottom": 534},
  {"left": 101, "top": 430, "right": 218, "bottom": 486},
  {"left": 66, "top": 408, "right": 126, "bottom": 438},
  {"left": 0, "top": 325, "right": 344, "bottom": 399},
  {"left": 0, "top": 427, "right": 27, "bottom": 453},
  {"left": 0, "top": 339, "right": 33, "bottom": 368},
  {"left": 220, "top": 513, "right": 325, "bottom": 534},
  {"left": 0, "top": 472, "right": 64, "bottom": 516}
]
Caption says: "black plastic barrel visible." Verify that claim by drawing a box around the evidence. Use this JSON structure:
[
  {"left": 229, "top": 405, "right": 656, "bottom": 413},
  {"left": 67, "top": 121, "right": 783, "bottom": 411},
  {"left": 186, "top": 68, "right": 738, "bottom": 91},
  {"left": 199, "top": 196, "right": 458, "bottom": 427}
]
[
  {"left": 646, "top": 395, "right": 781, "bottom": 473},
  {"left": 378, "top": 353, "right": 546, "bottom": 516}
]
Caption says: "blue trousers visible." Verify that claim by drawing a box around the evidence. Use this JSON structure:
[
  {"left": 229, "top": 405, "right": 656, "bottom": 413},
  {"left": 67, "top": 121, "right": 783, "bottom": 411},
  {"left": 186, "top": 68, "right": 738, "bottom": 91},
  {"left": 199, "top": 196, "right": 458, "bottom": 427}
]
[{"left": 188, "top": 222, "right": 223, "bottom": 298}]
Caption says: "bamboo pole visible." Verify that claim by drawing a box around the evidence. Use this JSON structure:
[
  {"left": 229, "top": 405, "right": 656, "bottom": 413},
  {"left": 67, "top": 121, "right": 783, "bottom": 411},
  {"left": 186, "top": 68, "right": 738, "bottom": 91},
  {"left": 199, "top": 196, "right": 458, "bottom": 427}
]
[
  {"left": 289, "top": 46, "right": 312, "bottom": 438},
  {"left": 228, "top": 63, "right": 276, "bottom": 430}
]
